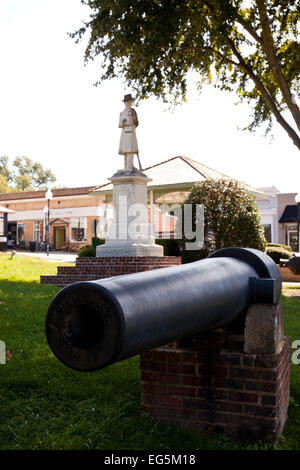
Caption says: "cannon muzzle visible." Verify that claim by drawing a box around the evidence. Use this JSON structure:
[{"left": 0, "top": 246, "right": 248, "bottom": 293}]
[{"left": 45, "top": 248, "right": 281, "bottom": 372}]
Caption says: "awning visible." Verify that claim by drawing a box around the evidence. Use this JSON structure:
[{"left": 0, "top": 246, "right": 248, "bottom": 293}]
[
  {"left": 279, "top": 205, "right": 300, "bottom": 223},
  {"left": 0, "top": 205, "right": 16, "bottom": 214}
]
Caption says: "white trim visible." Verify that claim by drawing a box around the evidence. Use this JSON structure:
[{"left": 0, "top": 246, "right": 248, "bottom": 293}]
[
  {"left": 150, "top": 190, "right": 155, "bottom": 237},
  {"left": 258, "top": 209, "right": 277, "bottom": 215},
  {"left": 0, "top": 194, "right": 95, "bottom": 204},
  {"left": 7, "top": 206, "right": 102, "bottom": 222},
  {"left": 33, "top": 220, "right": 42, "bottom": 242}
]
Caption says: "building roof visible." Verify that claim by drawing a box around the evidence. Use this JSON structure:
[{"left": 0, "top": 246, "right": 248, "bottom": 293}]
[
  {"left": 92, "top": 156, "right": 266, "bottom": 198},
  {"left": 0, "top": 156, "right": 266, "bottom": 204},
  {"left": 0, "top": 186, "right": 96, "bottom": 202},
  {"left": 279, "top": 205, "right": 300, "bottom": 223},
  {"left": 259, "top": 186, "right": 282, "bottom": 196}
]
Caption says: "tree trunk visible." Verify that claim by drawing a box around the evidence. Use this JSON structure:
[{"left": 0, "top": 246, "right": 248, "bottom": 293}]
[{"left": 256, "top": 0, "right": 300, "bottom": 132}]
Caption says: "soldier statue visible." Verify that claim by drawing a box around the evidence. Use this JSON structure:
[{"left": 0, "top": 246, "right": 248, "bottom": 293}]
[{"left": 118, "top": 94, "right": 140, "bottom": 170}]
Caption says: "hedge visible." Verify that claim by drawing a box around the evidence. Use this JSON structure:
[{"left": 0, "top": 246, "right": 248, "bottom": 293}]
[
  {"left": 266, "top": 245, "right": 292, "bottom": 264},
  {"left": 154, "top": 239, "right": 180, "bottom": 256},
  {"left": 77, "top": 245, "right": 96, "bottom": 257},
  {"left": 266, "top": 243, "right": 293, "bottom": 253},
  {"left": 78, "top": 239, "right": 292, "bottom": 264}
]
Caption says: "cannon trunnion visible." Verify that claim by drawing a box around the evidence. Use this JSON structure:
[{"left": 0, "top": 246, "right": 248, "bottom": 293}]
[{"left": 45, "top": 248, "right": 281, "bottom": 372}]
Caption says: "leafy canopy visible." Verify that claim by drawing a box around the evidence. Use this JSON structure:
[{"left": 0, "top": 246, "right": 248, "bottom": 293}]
[
  {"left": 183, "top": 178, "right": 267, "bottom": 253},
  {"left": 0, "top": 174, "right": 11, "bottom": 193},
  {"left": 73, "top": 0, "right": 300, "bottom": 149},
  {"left": 0, "top": 156, "right": 56, "bottom": 192}
]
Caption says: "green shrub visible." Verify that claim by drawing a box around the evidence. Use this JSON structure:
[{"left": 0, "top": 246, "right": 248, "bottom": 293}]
[
  {"left": 155, "top": 239, "right": 180, "bottom": 256},
  {"left": 267, "top": 243, "right": 293, "bottom": 253},
  {"left": 155, "top": 239, "right": 208, "bottom": 263},
  {"left": 77, "top": 245, "right": 96, "bottom": 257},
  {"left": 179, "top": 179, "right": 266, "bottom": 262},
  {"left": 180, "top": 247, "right": 209, "bottom": 264},
  {"left": 266, "top": 246, "right": 292, "bottom": 264},
  {"left": 92, "top": 237, "right": 105, "bottom": 250}
]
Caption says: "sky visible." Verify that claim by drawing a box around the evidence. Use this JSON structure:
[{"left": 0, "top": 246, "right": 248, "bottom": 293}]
[{"left": 0, "top": 0, "right": 299, "bottom": 195}]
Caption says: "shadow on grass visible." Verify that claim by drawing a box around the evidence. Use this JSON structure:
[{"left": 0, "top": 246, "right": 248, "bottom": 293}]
[
  {"left": 0, "top": 278, "right": 240, "bottom": 450},
  {"left": 0, "top": 279, "right": 299, "bottom": 449}
]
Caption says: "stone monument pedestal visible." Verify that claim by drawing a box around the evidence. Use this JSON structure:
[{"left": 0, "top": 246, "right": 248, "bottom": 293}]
[
  {"left": 39, "top": 95, "right": 184, "bottom": 287},
  {"left": 97, "top": 169, "right": 164, "bottom": 258},
  {"left": 96, "top": 244, "right": 164, "bottom": 257}
]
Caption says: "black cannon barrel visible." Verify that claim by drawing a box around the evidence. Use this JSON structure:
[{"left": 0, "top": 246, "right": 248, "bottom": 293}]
[{"left": 45, "top": 247, "right": 281, "bottom": 372}]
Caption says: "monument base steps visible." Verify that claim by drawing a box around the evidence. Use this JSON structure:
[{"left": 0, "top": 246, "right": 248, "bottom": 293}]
[{"left": 40, "top": 256, "right": 181, "bottom": 286}]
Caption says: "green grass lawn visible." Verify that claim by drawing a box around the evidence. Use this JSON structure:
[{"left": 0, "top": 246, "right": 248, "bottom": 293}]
[{"left": 0, "top": 252, "right": 300, "bottom": 450}]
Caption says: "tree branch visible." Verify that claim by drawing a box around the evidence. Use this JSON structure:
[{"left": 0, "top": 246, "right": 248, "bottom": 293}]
[
  {"left": 174, "top": 44, "right": 240, "bottom": 68},
  {"left": 227, "top": 35, "right": 300, "bottom": 150},
  {"left": 234, "top": 15, "right": 264, "bottom": 47},
  {"left": 256, "top": 0, "right": 300, "bottom": 131},
  {"left": 203, "top": 0, "right": 300, "bottom": 150}
]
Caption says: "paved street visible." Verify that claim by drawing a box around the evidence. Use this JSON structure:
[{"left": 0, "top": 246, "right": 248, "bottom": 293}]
[
  {"left": 13, "top": 250, "right": 77, "bottom": 263},
  {"left": 3, "top": 250, "right": 300, "bottom": 284}
]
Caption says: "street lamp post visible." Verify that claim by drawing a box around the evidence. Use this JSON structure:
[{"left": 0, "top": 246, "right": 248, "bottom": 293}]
[
  {"left": 45, "top": 189, "right": 53, "bottom": 256},
  {"left": 43, "top": 206, "right": 48, "bottom": 252}
]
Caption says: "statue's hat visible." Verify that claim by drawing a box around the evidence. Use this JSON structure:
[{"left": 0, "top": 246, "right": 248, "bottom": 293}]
[{"left": 122, "top": 93, "right": 134, "bottom": 102}]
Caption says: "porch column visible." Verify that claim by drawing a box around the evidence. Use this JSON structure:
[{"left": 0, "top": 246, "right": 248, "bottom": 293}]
[{"left": 150, "top": 190, "right": 155, "bottom": 238}]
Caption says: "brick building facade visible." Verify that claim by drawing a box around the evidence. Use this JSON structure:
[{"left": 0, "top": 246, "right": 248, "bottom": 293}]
[
  {"left": 0, "top": 156, "right": 266, "bottom": 251},
  {"left": 0, "top": 186, "right": 104, "bottom": 251}
]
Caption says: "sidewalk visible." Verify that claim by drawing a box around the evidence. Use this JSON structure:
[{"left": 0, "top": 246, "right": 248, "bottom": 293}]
[
  {"left": 8, "top": 251, "right": 300, "bottom": 280},
  {"left": 14, "top": 250, "right": 77, "bottom": 264}
]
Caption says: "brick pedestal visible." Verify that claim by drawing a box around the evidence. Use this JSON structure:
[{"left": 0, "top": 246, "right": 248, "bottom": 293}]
[
  {"left": 140, "top": 329, "right": 290, "bottom": 443},
  {"left": 279, "top": 266, "right": 300, "bottom": 283},
  {"left": 40, "top": 256, "right": 181, "bottom": 286}
]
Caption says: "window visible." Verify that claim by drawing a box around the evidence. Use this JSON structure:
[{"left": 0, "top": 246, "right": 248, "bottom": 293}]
[
  {"left": 263, "top": 224, "right": 272, "bottom": 243},
  {"left": 17, "top": 223, "right": 25, "bottom": 244},
  {"left": 287, "top": 225, "right": 299, "bottom": 252},
  {"left": 70, "top": 217, "right": 87, "bottom": 242},
  {"left": 33, "top": 221, "right": 43, "bottom": 242},
  {"left": 0, "top": 215, "right": 4, "bottom": 237}
]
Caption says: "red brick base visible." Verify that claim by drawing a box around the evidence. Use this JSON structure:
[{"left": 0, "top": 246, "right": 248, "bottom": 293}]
[
  {"left": 40, "top": 256, "right": 181, "bottom": 286},
  {"left": 279, "top": 266, "right": 300, "bottom": 283},
  {"left": 140, "top": 329, "right": 290, "bottom": 443}
]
